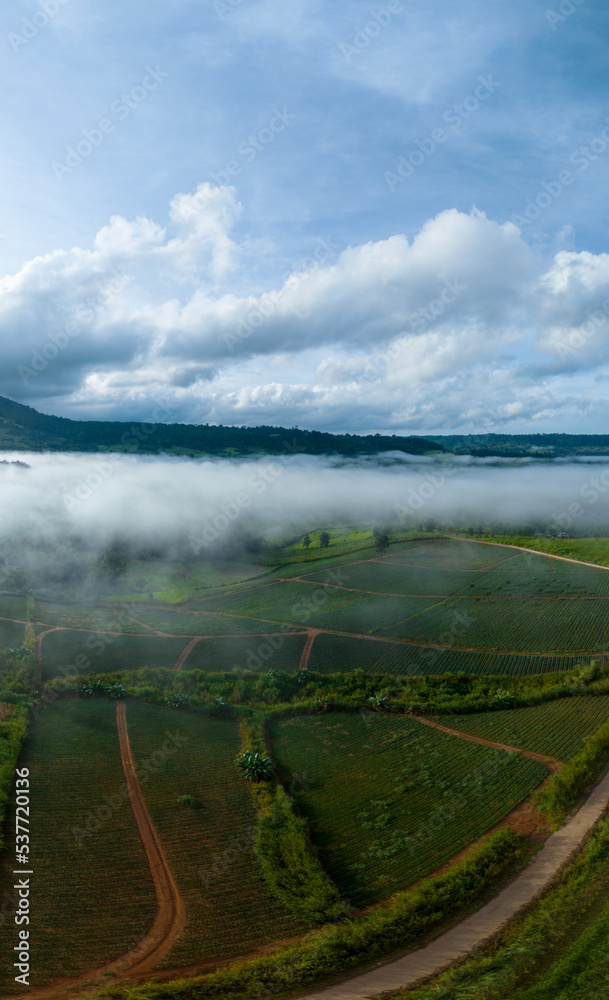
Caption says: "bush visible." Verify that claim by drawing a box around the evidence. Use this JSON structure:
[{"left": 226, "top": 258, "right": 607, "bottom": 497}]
[
  {"left": 535, "top": 718, "right": 609, "bottom": 824},
  {"left": 255, "top": 785, "right": 345, "bottom": 924}
]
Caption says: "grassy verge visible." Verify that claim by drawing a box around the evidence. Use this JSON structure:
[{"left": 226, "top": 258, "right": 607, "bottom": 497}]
[
  {"left": 393, "top": 818, "right": 609, "bottom": 1000},
  {"left": 535, "top": 718, "right": 609, "bottom": 824},
  {"left": 90, "top": 827, "right": 527, "bottom": 1000}
]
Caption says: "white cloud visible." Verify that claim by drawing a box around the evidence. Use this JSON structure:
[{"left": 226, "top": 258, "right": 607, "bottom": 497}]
[{"left": 4, "top": 186, "right": 609, "bottom": 432}]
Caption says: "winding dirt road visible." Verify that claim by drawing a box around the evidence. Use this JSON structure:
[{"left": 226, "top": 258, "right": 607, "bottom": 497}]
[{"left": 17, "top": 702, "right": 186, "bottom": 1000}]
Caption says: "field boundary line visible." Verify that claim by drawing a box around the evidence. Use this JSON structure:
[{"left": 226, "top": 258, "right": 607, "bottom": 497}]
[
  {"left": 298, "top": 764, "right": 609, "bottom": 1000},
  {"left": 34, "top": 626, "right": 66, "bottom": 657},
  {"left": 450, "top": 536, "right": 609, "bottom": 573},
  {"left": 174, "top": 636, "right": 203, "bottom": 669},
  {"left": 299, "top": 630, "right": 320, "bottom": 670},
  {"left": 411, "top": 715, "right": 562, "bottom": 772}
]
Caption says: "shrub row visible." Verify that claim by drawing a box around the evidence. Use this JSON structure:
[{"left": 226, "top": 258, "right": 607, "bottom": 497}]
[{"left": 535, "top": 718, "right": 609, "bottom": 824}]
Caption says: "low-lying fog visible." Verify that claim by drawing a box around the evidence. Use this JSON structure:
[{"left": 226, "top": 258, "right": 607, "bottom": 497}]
[{"left": 1, "top": 450, "right": 608, "bottom": 595}]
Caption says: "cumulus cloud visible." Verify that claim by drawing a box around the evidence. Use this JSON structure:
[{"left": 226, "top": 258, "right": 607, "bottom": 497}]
[{"left": 3, "top": 186, "right": 609, "bottom": 431}]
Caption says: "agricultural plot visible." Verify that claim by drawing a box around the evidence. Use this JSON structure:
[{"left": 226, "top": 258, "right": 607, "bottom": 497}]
[
  {"left": 460, "top": 566, "right": 609, "bottom": 598},
  {"left": 301, "top": 561, "right": 476, "bottom": 597},
  {"left": 36, "top": 602, "right": 150, "bottom": 633},
  {"left": 0, "top": 700, "right": 156, "bottom": 993},
  {"left": 207, "top": 580, "right": 439, "bottom": 634},
  {"left": 307, "top": 634, "right": 396, "bottom": 674},
  {"left": 370, "top": 644, "right": 594, "bottom": 677},
  {"left": 384, "top": 539, "right": 513, "bottom": 571},
  {"left": 436, "top": 696, "right": 609, "bottom": 762},
  {"left": 126, "top": 702, "right": 305, "bottom": 967},
  {"left": 41, "top": 630, "right": 188, "bottom": 680},
  {"left": 269, "top": 712, "right": 546, "bottom": 906},
  {"left": 133, "top": 606, "right": 303, "bottom": 636},
  {"left": 0, "top": 595, "right": 27, "bottom": 620},
  {"left": 0, "top": 620, "right": 25, "bottom": 650},
  {"left": 181, "top": 632, "right": 307, "bottom": 672},
  {"left": 381, "top": 595, "right": 609, "bottom": 652}
]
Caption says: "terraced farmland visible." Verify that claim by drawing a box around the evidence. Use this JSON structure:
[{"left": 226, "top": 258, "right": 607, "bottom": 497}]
[
  {"left": 126, "top": 701, "right": 305, "bottom": 967},
  {"left": 436, "top": 696, "right": 609, "bottom": 762},
  {"left": 6, "top": 537, "right": 609, "bottom": 683},
  {"left": 269, "top": 712, "right": 547, "bottom": 905},
  {"left": 0, "top": 700, "right": 156, "bottom": 993}
]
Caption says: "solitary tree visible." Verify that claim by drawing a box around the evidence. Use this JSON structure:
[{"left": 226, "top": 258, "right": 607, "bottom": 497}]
[
  {"left": 320, "top": 532, "right": 330, "bottom": 549},
  {"left": 375, "top": 533, "right": 390, "bottom": 558},
  {"left": 235, "top": 751, "right": 274, "bottom": 782},
  {"left": 303, "top": 534, "right": 311, "bottom": 549}
]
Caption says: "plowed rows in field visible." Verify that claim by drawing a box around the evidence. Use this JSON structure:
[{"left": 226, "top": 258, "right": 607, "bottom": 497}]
[
  {"left": 307, "top": 635, "right": 594, "bottom": 677},
  {"left": 181, "top": 632, "right": 307, "bottom": 672},
  {"left": 41, "top": 631, "right": 188, "bottom": 680},
  {"left": 0, "top": 700, "right": 156, "bottom": 993},
  {"left": 126, "top": 702, "right": 305, "bottom": 967},
  {"left": 36, "top": 603, "right": 150, "bottom": 633},
  {"left": 269, "top": 712, "right": 546, "bottom": 906},
  {"left": 0, "top": 595, "right": 27, "bottom": 620},
  {"left": 300, "top": 562, "right": 478, "bottom": 596},
  {"left": 133, "top": 607, "right": 302, "bottom": 636},
  {"left": 436, "top": 696, "right": 609, "bottom": 762},
  {"left": 380, "top": 595, "right": 609, "bottom": 652}
]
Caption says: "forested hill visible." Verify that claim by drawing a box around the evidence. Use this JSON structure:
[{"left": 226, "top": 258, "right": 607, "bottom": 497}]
[
  {"left": 428, "top": 433, "right": 609, "bottom": 457},
  {"left": 0, "top": 396, "right": 440, "bottom": 457}
]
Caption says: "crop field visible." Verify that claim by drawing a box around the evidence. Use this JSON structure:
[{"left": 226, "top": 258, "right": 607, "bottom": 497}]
[
  {"left": 41, "top": 630, "right": 188, "bottom": 680},
  {"left": 269, "top": 712, "right": 546, "bottom": 906},
  {"left": 0, "top": 595, "right": 27, "bottom": 620},
  {"left": 6, "top": 537, "right": 609, "bottom": 678},
  {"left": 0, "top": 699, "right": 156, "bottom": 993},
  {"left": 307, "top": 634, "right": 591, "bottom": 676},
  {"left": 181, "top": 632, "right": 307, "bottom": 672},
  {"left": 125, "top": 701, "right": 305, "bottom": 966},
  {"left": 0, "top": 620, "right": 25, "bottom": 650},
  {"left": 436, "top": 696, "right": 609, "bottom": 762}
]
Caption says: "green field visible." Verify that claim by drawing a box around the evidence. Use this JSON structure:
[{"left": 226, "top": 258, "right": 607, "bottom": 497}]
[
  {"left": 125, "top": 701, "right": 306, "bottom": 966},
  {"left": 436, "top": 697, "right": 609, "bottom": 762},
  {"left": 269, "top": 712, "right": 546, "bottom": 906},
  {"left": 181, "top": 632, "right": 307, "bottom": 672},
  {"left": 41, "top": 630, "right": 188, "bottom": 680},
  {"left": 0, "top": 700, "right": 156, "bottom": 992}
]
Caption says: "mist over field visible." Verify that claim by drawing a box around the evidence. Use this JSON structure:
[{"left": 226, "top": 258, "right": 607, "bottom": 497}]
[{"left": 1, "top": 450, "right": 609, "bottom": 594}]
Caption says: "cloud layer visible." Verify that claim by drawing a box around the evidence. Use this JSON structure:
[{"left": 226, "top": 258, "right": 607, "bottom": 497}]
[{"left": 4, "top": 187, "right": 609, "bottom": 433}]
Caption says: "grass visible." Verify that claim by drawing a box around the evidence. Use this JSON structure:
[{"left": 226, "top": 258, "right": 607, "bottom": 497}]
[
  {"left": 125, "top": 701, "right": 306, "bottom": 967},
  {"left": 0, "top": 699, "right": 157, "bottom": 993},
  {"left": 269, "top": 711, "right": 546, "bottom": 906},
  {"left": 436, "top": 697, "right": 609, "bottom": 762}
]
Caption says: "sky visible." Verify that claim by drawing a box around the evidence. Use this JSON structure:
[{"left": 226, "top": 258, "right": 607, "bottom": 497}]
[{"left": 2, "top": 0, "right": 609, "bottom": 435}]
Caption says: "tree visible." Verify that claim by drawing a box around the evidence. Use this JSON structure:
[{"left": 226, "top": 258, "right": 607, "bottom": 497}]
[
  {"left": 235, "top": 751, "right": 274, "bottom": 782},
  {"left": 98, "top": 548, "right": 129, "bottom": 580},
  {"left": 303, "top": 534, "right": 311, "bottom": 549},
  {"left": 374, "top": 533, "right": 389, "bottom": 558},
  {"left": 319, "top": 532, "right": 330, "bottom": 549}
]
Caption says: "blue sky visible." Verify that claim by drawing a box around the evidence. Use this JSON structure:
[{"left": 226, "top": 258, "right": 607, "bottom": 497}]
[{"left": 2, "top": 0, "right": 609, "bottom": 434}]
